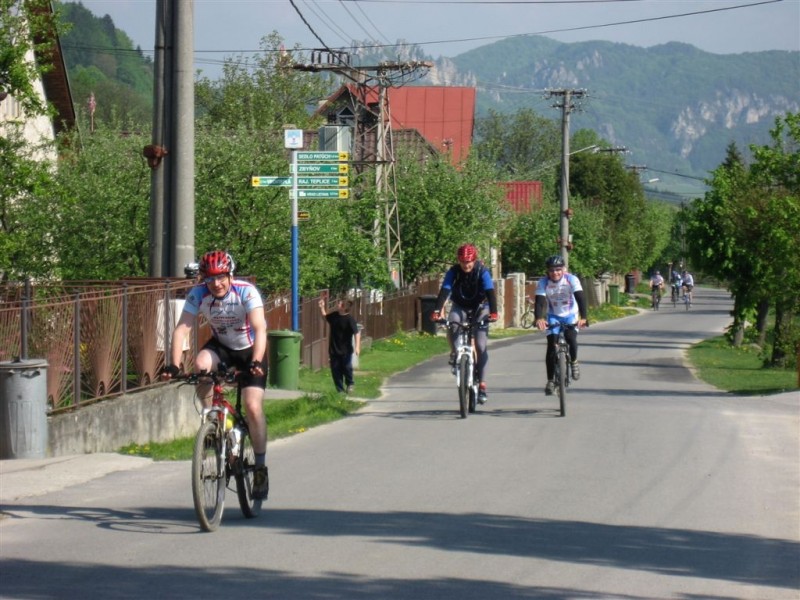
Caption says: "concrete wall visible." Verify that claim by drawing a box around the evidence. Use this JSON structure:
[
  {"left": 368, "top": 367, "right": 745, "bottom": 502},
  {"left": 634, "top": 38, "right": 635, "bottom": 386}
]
[{"left": 47, "top": 384, "right": 199, "bottom": 457}]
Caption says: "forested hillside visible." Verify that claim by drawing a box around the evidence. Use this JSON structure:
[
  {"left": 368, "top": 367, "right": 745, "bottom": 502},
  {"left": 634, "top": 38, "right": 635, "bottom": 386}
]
[{"left": 59, "top": 2, "right": 153, "bottom": 126}]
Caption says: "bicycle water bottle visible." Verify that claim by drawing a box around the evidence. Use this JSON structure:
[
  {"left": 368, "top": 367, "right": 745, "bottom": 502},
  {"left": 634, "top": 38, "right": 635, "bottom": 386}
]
[
  {"left": 225, "top": 413, "right": 234, "bottom": 431},
  {"left": 229, "top": 427, "right": 242, "bottom": 456}
]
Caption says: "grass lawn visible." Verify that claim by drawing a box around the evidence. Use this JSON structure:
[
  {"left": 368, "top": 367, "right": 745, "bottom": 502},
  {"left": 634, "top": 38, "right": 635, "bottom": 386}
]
[{"left": 688, "top": 336, "right": 798, "bottom": 395}]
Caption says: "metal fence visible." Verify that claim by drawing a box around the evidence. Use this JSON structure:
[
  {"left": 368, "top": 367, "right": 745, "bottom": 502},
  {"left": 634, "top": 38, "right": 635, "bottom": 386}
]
[{"left": 0, "top": 276, "right": 441, "bottom": 414}]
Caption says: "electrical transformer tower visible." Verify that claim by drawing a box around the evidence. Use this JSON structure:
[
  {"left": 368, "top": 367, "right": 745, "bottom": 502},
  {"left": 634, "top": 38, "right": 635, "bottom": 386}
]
[{"left": 292, "top": 50, "right": 431, "bottom": 287}]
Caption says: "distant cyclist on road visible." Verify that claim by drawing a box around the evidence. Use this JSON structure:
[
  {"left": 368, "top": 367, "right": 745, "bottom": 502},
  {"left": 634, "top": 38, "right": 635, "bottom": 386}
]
[
  {"left": 431, "top": 244, "right": 498, "bottom": 405},
  {"left": 649, "top": 270, "right": 665, "bottom": 308},
  {"left": 161, "top": 250, "right": 270, "bottom": 501},
  {"left": 681, "top": 270, "right": 695, "bottom": 305},
  {"left": 534, "top": 255, "right": 588, "bottom": 396}
]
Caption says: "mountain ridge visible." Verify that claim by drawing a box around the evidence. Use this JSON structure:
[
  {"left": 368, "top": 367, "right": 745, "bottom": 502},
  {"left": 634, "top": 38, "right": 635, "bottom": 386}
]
[{"left": 423, "top": 35, "right": 799, "bottom": 190}]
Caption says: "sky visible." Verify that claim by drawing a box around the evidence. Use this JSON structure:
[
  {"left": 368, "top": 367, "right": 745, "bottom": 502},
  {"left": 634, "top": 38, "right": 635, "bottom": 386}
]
[{"left": 72, "top": 0, "right": 800, "bottom": 78}]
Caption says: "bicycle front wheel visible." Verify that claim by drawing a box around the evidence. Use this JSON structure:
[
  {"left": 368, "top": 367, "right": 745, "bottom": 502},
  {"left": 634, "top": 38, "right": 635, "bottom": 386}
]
[
  {"left": 556, "top": 350, "right": 567, "bottom": 417},
  {"left": 520, "top": 311, "right": 535, "bottom": 329},
  {"left": 192, "top": 420, "right": 226, "bottom": 532},
  {"left": 235, "top": 430, "right": 261, "bottom": 518},
  {"left": 458, "top": 354, "right": 469, "bottom": 419}
]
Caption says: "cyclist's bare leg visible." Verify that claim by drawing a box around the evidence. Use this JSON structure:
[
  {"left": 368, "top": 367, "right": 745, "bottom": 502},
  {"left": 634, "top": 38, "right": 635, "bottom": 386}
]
[
  {"left": 194, "top": 348, "right": 218, "bottom": 408},
  {"left": 243, "top": 387, "right": 267, "bottom": 453}
]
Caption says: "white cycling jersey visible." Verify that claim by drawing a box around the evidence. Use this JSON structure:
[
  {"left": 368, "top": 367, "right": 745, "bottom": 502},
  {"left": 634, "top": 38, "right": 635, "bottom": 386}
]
[{"left": 182, "top": 280, "right": 264, "bottom": 350}]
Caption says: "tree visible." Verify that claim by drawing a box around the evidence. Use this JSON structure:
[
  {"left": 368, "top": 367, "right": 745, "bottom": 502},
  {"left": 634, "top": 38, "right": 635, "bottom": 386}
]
[
  {"left": 473, "top": 108, "right": 561, "bottom": 180},
  {"left": 687, "top": 113, "right": 799, "bottom": 366},
  {"left": 568, "top": 150, "right": 652, "bottom": 274},
  {"left": 389, "top": 153, "right": 507, "bottom": 282},
  {"left": 1, "top": 0, "right": 60, "bottom": 115},
  {"left": 1, "top": 0, "right": 63, "bottom": 281}
]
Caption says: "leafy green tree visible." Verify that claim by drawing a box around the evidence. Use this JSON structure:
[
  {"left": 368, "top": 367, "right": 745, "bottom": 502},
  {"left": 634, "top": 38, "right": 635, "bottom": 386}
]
[
  {"left": 473, "top": 108, "right": 561, "bottom": 180},
  {"left": 49, "top": 122, "right": 151, "bottom": 279},
  {"left": 0, "top": 128, "right": 56, "bottom": 280},
  {"left": 501, "top": 195, "right": 611, "bottom": 279},
  {"left": 1, "top": 0, "right": 62, "bottom": 281},
  {"left": 568, "top": 149, "right": 652, "bottom": 273},
  {"left": 1, "top": 0, "right": 60, "bottom": 115},
  {"left": 687, "top": 113, "right": 799, "bottom": 366},
  {"left": 389, "top": 154, "right": 507, "bottom": 282}
]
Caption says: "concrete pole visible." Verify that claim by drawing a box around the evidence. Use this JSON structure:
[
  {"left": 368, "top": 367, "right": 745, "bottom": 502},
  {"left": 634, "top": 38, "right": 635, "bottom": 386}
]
[
  {"left": 559, "top": 89, "right": 572, "bottom": 272},
  {"left": 149, "top": 0, "right": 169, "bottom": 276},
  {"left": 169, "top": 0, "right": 195, "bottom": 276}
]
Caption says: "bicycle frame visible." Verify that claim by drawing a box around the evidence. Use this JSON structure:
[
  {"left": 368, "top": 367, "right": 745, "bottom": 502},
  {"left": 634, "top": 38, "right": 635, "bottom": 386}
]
[
  {"left": 438, "top": 313, "right": 487, "bottom": 418},
  {"left": 547, "top": 322, "right": 576, "bottom": 417},
  {"left": 182, "top": 366, "right": 260, "bottom": 531}
]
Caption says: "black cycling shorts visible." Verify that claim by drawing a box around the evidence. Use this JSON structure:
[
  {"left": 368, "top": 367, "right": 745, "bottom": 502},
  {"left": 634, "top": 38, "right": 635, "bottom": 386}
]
[{"left": 201, "top": 339, "right": 267, "bottom": 389}]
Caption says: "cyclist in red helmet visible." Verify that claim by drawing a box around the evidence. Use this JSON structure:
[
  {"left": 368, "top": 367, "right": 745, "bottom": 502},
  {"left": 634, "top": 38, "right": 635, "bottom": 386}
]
[
  {"left": 431, "top": 244, "right": 498, "bottom": 404},
  {"left": 162, "top": 250, "right": 270, "bottom": 500}
]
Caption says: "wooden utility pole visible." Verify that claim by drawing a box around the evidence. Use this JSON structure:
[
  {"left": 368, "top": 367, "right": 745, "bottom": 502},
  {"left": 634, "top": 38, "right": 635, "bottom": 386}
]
[{"left": 547, "top": 88, "right": 587, "bottom": 273}]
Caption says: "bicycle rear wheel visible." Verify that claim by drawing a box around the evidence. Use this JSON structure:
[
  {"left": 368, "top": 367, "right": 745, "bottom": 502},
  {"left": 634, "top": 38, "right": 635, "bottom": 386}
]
[
  {"left": 235, "top": 429, "right": 261, "bottom": 518},
  {"left": 192, "top": 420, "right": 226, "bottom": 532},
  {"left": 520, "top": 311, "right": 535, "bottom": 329},
  {"left": 556, "top": 349, "right": 567, "bottom": 417},
  {"left": 458, "top": 354, "right": 469, "bottom": 419}
]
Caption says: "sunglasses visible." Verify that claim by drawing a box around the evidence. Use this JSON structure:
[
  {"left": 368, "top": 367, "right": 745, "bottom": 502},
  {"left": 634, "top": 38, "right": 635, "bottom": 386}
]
[{"left": 204, "top": 274, "right": 229, "bottom": 284}]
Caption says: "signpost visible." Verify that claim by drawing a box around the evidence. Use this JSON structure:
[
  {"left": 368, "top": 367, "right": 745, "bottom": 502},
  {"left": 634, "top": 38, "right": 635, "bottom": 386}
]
[{"left": 253, "top": 145, "right": 349, "bottom": 331}]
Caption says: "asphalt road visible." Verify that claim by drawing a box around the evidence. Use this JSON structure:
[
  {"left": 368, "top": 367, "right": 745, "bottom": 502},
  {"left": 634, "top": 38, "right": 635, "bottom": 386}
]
[{"left": 1, "top": 287, "right": 798, "bottom": 599}]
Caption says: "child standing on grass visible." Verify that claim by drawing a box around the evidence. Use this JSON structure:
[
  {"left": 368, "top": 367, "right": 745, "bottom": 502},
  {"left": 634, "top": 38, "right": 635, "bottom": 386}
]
[{"left": 318, "top": 295, "right": 361, "bottom": 394}]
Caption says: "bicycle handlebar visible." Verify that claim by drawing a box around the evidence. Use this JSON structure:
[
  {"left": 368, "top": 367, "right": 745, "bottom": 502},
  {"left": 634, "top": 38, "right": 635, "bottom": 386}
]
[
  {"left": 175, "top": 364, "right": 239, "bottom": 385},
  {"left": 435, "top": 317, "right": 492, "bottom": 329}
]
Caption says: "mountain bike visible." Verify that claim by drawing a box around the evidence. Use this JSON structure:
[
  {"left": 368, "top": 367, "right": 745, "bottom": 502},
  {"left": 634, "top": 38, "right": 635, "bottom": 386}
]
[
  {"left": 671, "top": 283, "right": 681, "bottom": 308},
  {"left": 438, "top": 312, "right": 488, "bottom": 418},
  {"left": 520, "top": 296, "right": 536, "bottom": 329},
  {"left": 683, "top": 288, "right": 692, "bottom": 311},
  {"left": 519, "top": 297, "right": 536, "bottom": 329},
  {"left": 651, "top": 286, "right": 662, "bottom": 310},
  {"left": 180, "top": 365, "right": 261, "bottom": 531},
  {"left": 547, "top": 323, "right": 577, "bottom": 417}
]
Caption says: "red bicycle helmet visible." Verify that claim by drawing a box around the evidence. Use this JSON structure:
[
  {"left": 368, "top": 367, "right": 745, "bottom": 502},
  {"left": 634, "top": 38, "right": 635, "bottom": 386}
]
[
  {"left": 457, "top": 244, "right": 478, "bottom": 262},
  {"left": 199, "top": 250, "right": 234, "bottom": 277}
]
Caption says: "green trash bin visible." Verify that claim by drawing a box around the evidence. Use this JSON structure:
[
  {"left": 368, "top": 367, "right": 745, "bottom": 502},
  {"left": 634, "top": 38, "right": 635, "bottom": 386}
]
[
  {"left": 608, "top": 283, "right": 620, "bottom": 305},
  {"left": 268, "top": 330, "right": 303, "bottom": 390}
]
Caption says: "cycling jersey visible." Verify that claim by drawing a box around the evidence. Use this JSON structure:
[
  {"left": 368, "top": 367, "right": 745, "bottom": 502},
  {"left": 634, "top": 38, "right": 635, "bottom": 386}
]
[
  {"left": 183, "top": 280, "right": 264, "bottom": 350},
  {"left": 536, "top": 272, "right": 583, "bottom": 321},
  {"left": 438, "top": 261, "right": 496, "bottom": 311}
]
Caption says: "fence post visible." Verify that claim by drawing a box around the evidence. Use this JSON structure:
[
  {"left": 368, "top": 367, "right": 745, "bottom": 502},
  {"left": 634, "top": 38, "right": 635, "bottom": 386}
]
[
  {"left": 121, "top": 283, "right": 128, "bottom": 394},
  {"left": 163, "top": 281, "right": 171, "bottom": 368},
  {"left": 73, "top": 292, "right": 81, "bottom": 407},
  {"left": 20, "top": 278, "right": 31, "bottom": 360}
]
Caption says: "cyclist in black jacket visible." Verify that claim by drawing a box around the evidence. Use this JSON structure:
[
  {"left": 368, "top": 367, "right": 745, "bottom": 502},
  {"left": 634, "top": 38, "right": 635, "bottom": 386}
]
[{"left": 431, "top": 244, "right": 498, "bottom": 404}]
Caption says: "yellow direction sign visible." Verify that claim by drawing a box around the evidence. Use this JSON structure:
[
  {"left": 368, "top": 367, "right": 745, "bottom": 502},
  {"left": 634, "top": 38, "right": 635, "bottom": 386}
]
[{"left": 297, "top": 210, "right": 311, "bottom": 221}]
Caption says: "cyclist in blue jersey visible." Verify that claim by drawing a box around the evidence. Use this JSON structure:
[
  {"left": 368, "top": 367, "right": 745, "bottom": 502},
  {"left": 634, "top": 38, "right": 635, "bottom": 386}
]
[
  {"left": 534, "top": 255, "right": 588, "bottom": 396},
  {"left": 162, "top": 250, "right": 270, "bottom": 500},
  {"left": 431, "top": 244, "right": 498, "bottom": 404}
]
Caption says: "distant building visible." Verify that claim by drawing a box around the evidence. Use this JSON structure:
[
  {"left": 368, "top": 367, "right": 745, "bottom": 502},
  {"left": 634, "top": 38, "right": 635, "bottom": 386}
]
[
  {"left": 315, "top": 85, "right": 476, "bottom": 166},
  {"left": 499, "top": 181, "right": 544, "bottom": 214}
]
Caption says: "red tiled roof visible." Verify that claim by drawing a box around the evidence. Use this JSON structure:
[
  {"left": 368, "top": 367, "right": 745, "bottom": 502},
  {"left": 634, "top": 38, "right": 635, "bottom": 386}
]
[{"left": 316, "top": 85, "right": 475, "bottom": 165}]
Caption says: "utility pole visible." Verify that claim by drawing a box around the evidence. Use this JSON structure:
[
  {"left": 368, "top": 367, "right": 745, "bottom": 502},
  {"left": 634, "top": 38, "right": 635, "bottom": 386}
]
[
  {"left": 547, "top": 89, "right": 586, "bottom": 273},
  {"left": 292, "top": 52, "right": 431, "bottom": 287},
  {"left": 146, "top": 0, "right": 194, "bottom": 277}
]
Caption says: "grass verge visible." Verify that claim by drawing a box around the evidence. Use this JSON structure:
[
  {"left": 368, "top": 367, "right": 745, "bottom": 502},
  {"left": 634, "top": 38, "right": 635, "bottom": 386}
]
[{"left": 688, "top": 336, "right": 798, "bottom": 395}]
